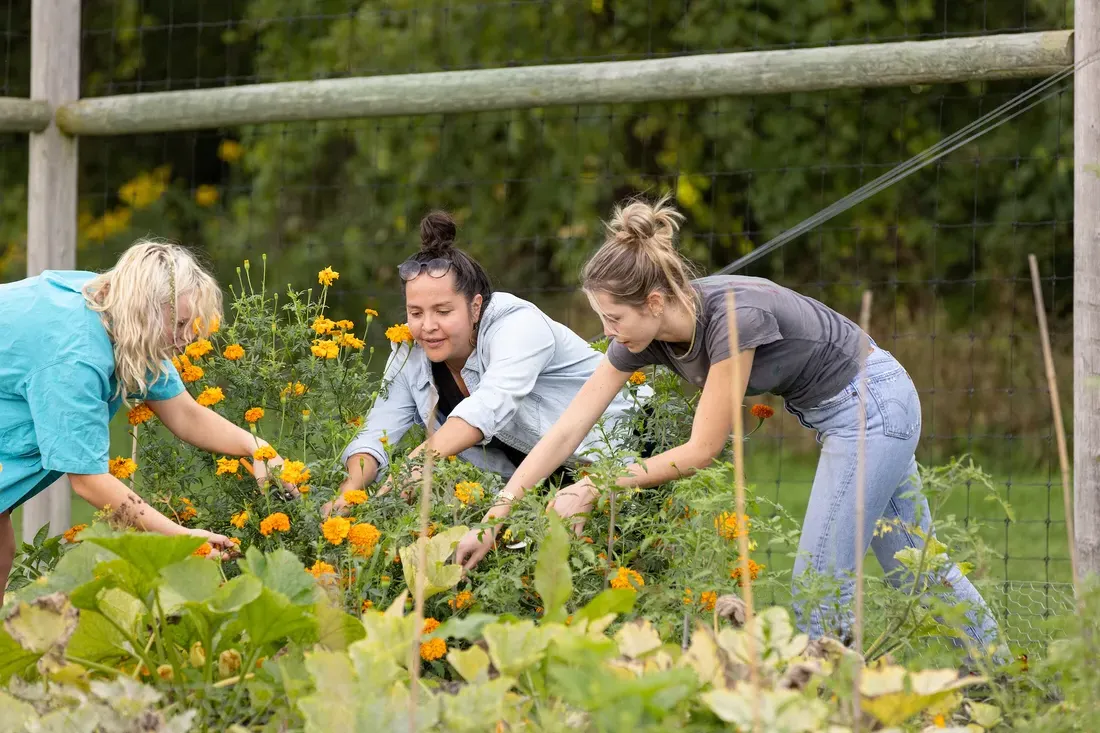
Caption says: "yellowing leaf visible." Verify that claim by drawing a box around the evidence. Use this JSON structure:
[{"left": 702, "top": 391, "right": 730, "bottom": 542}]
[
  {"left": 967, "top": 700, "right": 1002, "bottom": 728},
  {"left": 447, "top": 645, "right": 490, "bottom": 683},
  {"left": 702, "top": 684, "right": 829, "bottom": 732},
  {"left": 860, "top": 666, "right": 985, "bottom": 727},
  {"left": 399, "top": 526, "right": 468, "bottom": 600},
  {"left": 3, "top": 592, "right": 78, "bottom": 668},
  {"left": 615, "top": 619, "right": 662, "bottom": 660},
  {"left": 680, "top": 625, "right": 725, "bottom": 688}
]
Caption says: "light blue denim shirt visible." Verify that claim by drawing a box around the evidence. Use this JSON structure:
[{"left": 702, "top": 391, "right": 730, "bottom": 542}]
[{"left": 341, "top": 292, "right": 640, "bottom": 480}]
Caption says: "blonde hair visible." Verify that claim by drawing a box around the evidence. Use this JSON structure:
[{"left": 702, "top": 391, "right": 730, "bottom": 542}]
[
  {"left": 83, "top": 240, "right": 222, "bottom": 400},
  {"left": 582, "top": 194, "right": 698, "bottom": 317}
]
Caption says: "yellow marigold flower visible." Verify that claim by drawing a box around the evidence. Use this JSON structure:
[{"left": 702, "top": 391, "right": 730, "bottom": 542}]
[
  {"left": 609, "top": 566, "right": 644, "bottom": 592},
  {"left": 196, "top": 386, "right": 225, "bottom": 407},
  {"left": 192, "top": 316, "right": 220, "bottom": 335},
  {"left": 259, "top": 512, "right": 290, "bottom": 537},
  {"left": 301, "top": 409, "right": 311, "bottom": 417},
  {"left": 193, "top": 543, "right": 213, "bottom": 558},
  {"left": 118, "top": 167, "right": 169, "bottom": 210},
  {"left": 230, "top": 511, "right": 249, "bottom": 528},
  {"left": 683, "top": 587, "right": 694, "bottom": 606},
  {"left": 454, "top": 481, "right": 483, "bottom": 506},
  {"left": 420, "top": 637, "right": 447, "bottom": 662},
  {"left": 185, "top": 338, "right": 214, "bottom": 360},
  {"left": 181, "top": 364, "right": 204, "bottom": 383},
  {"left": 364, "top": 308, "right": 378, "bottom": 318},
  {"left": 322, "top": 516, "right": 352, "bottom": 545},
  {"left": 343, "top": 489, "right": 368, "bottom": 506},
  {"left": 223, "top": 343, "right": 245, "bottom": 360},
  {"left": 700, "top": 590, "right": 717, "bottom": 611},
  {"left": 335, "top": 319, "right": 354, "bottom": 330},
  {"left": 216, "top": 457, "right": 240, "bottom": 476},
  {"left": 311, "top": 317, "right": 335, "bottom": 335},
  {"left": 447, "top": 455, "right": 457, "bottom": 462},
  {"left": 281, "top": 381, "right": 308, "bottom": 398},
  {"left": 318, "top": 266, "right": 340, "bottom": 287},
  {"left": 730, "top": 559, "right": 764, "bottom": 584},
  {"left": 385, "top": 323, "right": 413, "bottom": 344},
  {"left": 379, "top": 435, "right": 389, "bottom": 446},
  {"left": 108, "top": 457, "right": 137, "bottom": 480},
  {"left": 628, "top": 371, "right": 647, "bottom": 385},
  {"left": 348, "top": 522, "right": 380, "bottom": 556},
  {"left": 194, "top": 185, "right": 219, "bottom": 207},
  {"left": 311, "top": 339, "right": 339, "bottom": 359},
  {"left": 340, "top": 333, "right": 365, "bottom": 350},
  {"left": 280, "top": 460, "right": 310, "bottom": 486},
  {"left": 172, "top": 356, "right": 182, "bottom": 372},
  {"left": 63, "top": 524, "right": 87, "bottom": 543},
  {"left": 347, "top": 415, "right": 363, "bottom": 428},
  {"left": 715, "top": 512, "right": 750, "bottom": 541},
  {"left": 229, "top": 537, "right": 241, "bottom": 547},
  {"left": 932, "top": 714, "right": 946, "bottom": 728},
  {"left": 253, "top": 445, "right": 277, "bottom": 461},
  {"left": 308, "top": 560, "right": 337, "bottom": 580},
  {"left": 217, "top": 139, "right": 244, "bottom": 163},
  {"left": 127, "top": 403, "right": 154, "bottom": 425},
  {"left": 361, "top": 599, "right": 374, "bottom": 613},
  {"left": 244, "top": 407, "right": 264, "bottom": 423},
  {"left": 448, "top": 590, "right": 474, "bottom": 611}
]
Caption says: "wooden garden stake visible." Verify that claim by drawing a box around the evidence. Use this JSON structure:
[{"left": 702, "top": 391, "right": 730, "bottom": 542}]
[
  {"left": 409, "top": 405, "right": 439, "bottom": 731},
  {"left": 852, "top": 290, "right": 873, "bottom": 731}
]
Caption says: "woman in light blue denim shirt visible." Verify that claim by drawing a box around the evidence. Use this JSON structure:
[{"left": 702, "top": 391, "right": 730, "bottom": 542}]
[
  {"left": 456, "top": 196, "right": 1000, "bottom": 656},
  {"left": 325, "top": 211, "right": 636, "bottom": 515}
]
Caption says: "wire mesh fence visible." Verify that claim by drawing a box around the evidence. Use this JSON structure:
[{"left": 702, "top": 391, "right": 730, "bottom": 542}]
[{"left": 0, "top": 1, "right": 1078, "bottom": 643}]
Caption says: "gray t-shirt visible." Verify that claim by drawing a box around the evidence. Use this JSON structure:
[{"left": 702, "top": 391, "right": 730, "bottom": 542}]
[{"left": 606, "top": 275, "right": 865, "bottom": 410}]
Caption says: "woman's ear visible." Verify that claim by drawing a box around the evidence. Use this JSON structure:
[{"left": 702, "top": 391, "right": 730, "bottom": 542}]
[
  {"left": 646, "top": 291, "right": 666, "bottom": 318},
  {"left": 470, "top": 294, "right": 484, "bottom": 324}
]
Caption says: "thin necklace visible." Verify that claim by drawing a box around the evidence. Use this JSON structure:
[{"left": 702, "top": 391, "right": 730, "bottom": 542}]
[{"left": 674, "top": 318, "right": 698, "bottom": 360}]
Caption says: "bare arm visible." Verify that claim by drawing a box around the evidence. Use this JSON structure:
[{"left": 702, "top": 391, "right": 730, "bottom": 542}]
[{"left": 614, "top": 350, "right": 754, "bottom": 489}]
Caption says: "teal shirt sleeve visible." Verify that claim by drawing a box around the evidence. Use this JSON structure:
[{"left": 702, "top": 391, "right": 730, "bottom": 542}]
[
  {"left": 144, "top": 359, "right": 185, "bottom": 401},
  {"left": 23, "top": 360, "right": 112, "bottom": 475}
]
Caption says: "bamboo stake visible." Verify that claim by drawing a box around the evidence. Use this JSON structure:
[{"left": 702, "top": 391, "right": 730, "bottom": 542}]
[
  {"left": 408, "top": 405, "right": 438, "bottom": 732},
  {"left": 725, "top": 290, "right": 759, "bottom": 732},
  {"left": 1027, "top": 254, "right": 1081, "bottom": 599},
  {"left": 852, "top": 290, "right": 873, "bottom": 732}
]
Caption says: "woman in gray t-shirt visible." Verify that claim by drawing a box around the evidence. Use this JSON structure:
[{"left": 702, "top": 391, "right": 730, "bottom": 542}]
[{"left": 455, "top": 196, "right": 998, "bottom": 651}]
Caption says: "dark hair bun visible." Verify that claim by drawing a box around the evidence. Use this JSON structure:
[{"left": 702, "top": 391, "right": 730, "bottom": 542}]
[{"left": 419, "top": 211, "right": 458, "bottom": 256}]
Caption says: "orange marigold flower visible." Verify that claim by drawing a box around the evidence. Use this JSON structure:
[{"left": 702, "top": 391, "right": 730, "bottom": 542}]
[
  {"left": 683, "top": 587, "right": 694, "bottom": 606},
  {"left": 280, "top": 460, "right": 310, "bottom": 486},
  {"left": 63, "top": 524, "right": 87, "bottom": 543},
  {"left": 127, "top": 403, "right": 154, "bottom": 425},
  {"left": 223, "top": 343, "right": 245, "bottom": 360},
  {"left": 628, "top": 371, "right": 647, "bottom": 386},
  {"left": 609, "top": 567, "right": 645, "bottom": 592},
  {"left": 364, "top": 308, "right": 379, "bottom": 318},
  {"left": 253, "top": 445, "right": 277, "bottom": 461},
  {"left": 311, "top": 339, "right": 339, "bottom": 359},
  {"left": 229, "top": 537, "right": 241, "bottom": 547},
  {"left": 192, "top": 316, "right": 220, "bottom": 335},
  {"left": 361, "top": 599, "right": 374, "bottom": 612},
  {"left": 318, "top": 266, "right": 340, "bottom": 287},
  {"left": 343, "top": 489, "right": 368, "bottom": 506},
  {"left": 216, "top": 457, "right": 240, "bottom": 476},
  {"left": 422, "top": 617, "right": 441, "bottom": 635},
  {"left": 193, "top": 543, "right": 213, "bottom": 558},
  {"left": 185, "top": 338, "right": 214, "bottom": 360},
  {"left": 700, "top": 590, "right": 718, "bottom": 611},
  {"left": 932, "top": 714, "right": 946, "bottom": 728},
  {"left": 348, "top": 522, "right": 380, "bottom": 556},
  {"left": 196, "top": 387, "right": 225, "bottom": 407},
  {"left": 322, "top": 516, "right": 352, "bottom": 545},
  {"left": 230, "top": 511, "right": 249, "bottom": 529},
  {"left": 178, "top": 505, "right": 197, "bottom": 522},
  {"left": 308, "top": 560, "right": 337, "bottom": 581},
  {"left": 715, "top": 512, "right": 750, "bottom": 541},
  {"left": 259, "top": 512, "right": 290, "bottom": 536},
  {"left": 448, "top": 590, "right": 474, "bottom": 610},
  {"left": 311, "top": 317, "right": 335, "bottom": 335},
  {"left": 181, "top": 365, "right": 204, "bottom": 384},
  {"left": 347, "top": 415, "right": 363, "bottom": 428},
  {"left": 420, "top": 637, "right": 447, "bottom": 662},
  {"left": 730, "top": 559, "right": 764, "bottom": 584},
  {"left": 281, "top": 381, "right": 308, "bottom": 398},
  {"left": 454, "top": 481, "right": 483, "bottom": 506},
  {"left": 385, "top": 323, "right": 413, "bottom": 344},
  {"left": 244, "top": 407, "right": 264, "bottom": 423},
  {"left": 108, "top": 457, "right": 137, "bottom": 480},
  {"left": 750, "top": 403, "right": 775, "bottom": 420}
]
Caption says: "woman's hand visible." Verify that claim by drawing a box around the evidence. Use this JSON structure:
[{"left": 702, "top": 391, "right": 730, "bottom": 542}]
[
  {"left": 454, "top": 524, "right": 500, "bottom": 571},
  {"left": 252, "top": 451, "right": 300, "bottom": 499},
  {"left": 187, "top": 528, "right": 238, "bottom": 556},
  {"left": 547, "top": 477, "right": 599, "bottom": 536}
]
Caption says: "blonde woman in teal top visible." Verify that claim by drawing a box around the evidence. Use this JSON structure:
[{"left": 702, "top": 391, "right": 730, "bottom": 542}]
[{"left": 0, "top": 241, "right": 288, "bottom": 604}]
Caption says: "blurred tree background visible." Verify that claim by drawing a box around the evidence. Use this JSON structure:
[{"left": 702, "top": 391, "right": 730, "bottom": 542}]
[{"left": 0, "top": 0, "right": 1075, "bottom": 470}]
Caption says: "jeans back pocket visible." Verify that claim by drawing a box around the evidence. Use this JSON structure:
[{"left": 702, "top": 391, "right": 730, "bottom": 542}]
[{"left": 865, "top": 370, "right": 921, "bottom": 440}]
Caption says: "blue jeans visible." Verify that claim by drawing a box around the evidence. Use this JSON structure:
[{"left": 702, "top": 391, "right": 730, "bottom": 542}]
[{"left": 785, "top": 345, "right": 999, "bottom": 650}]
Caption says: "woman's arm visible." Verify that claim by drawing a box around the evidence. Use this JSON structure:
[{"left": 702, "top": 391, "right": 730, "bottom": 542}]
[
  {"left": 68, "top": 472, "right": 232, "bottom": 547},
  {"left": 615, "top": 349, "right": 754, "bottom": 489},
  {"left": 454, "top": 358, "right": 631, "bottom": 568}
]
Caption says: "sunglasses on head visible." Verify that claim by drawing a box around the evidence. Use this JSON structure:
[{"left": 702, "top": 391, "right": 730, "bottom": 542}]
[{"left": 398, "top": 257, "right": 452, "bottom": 282}]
